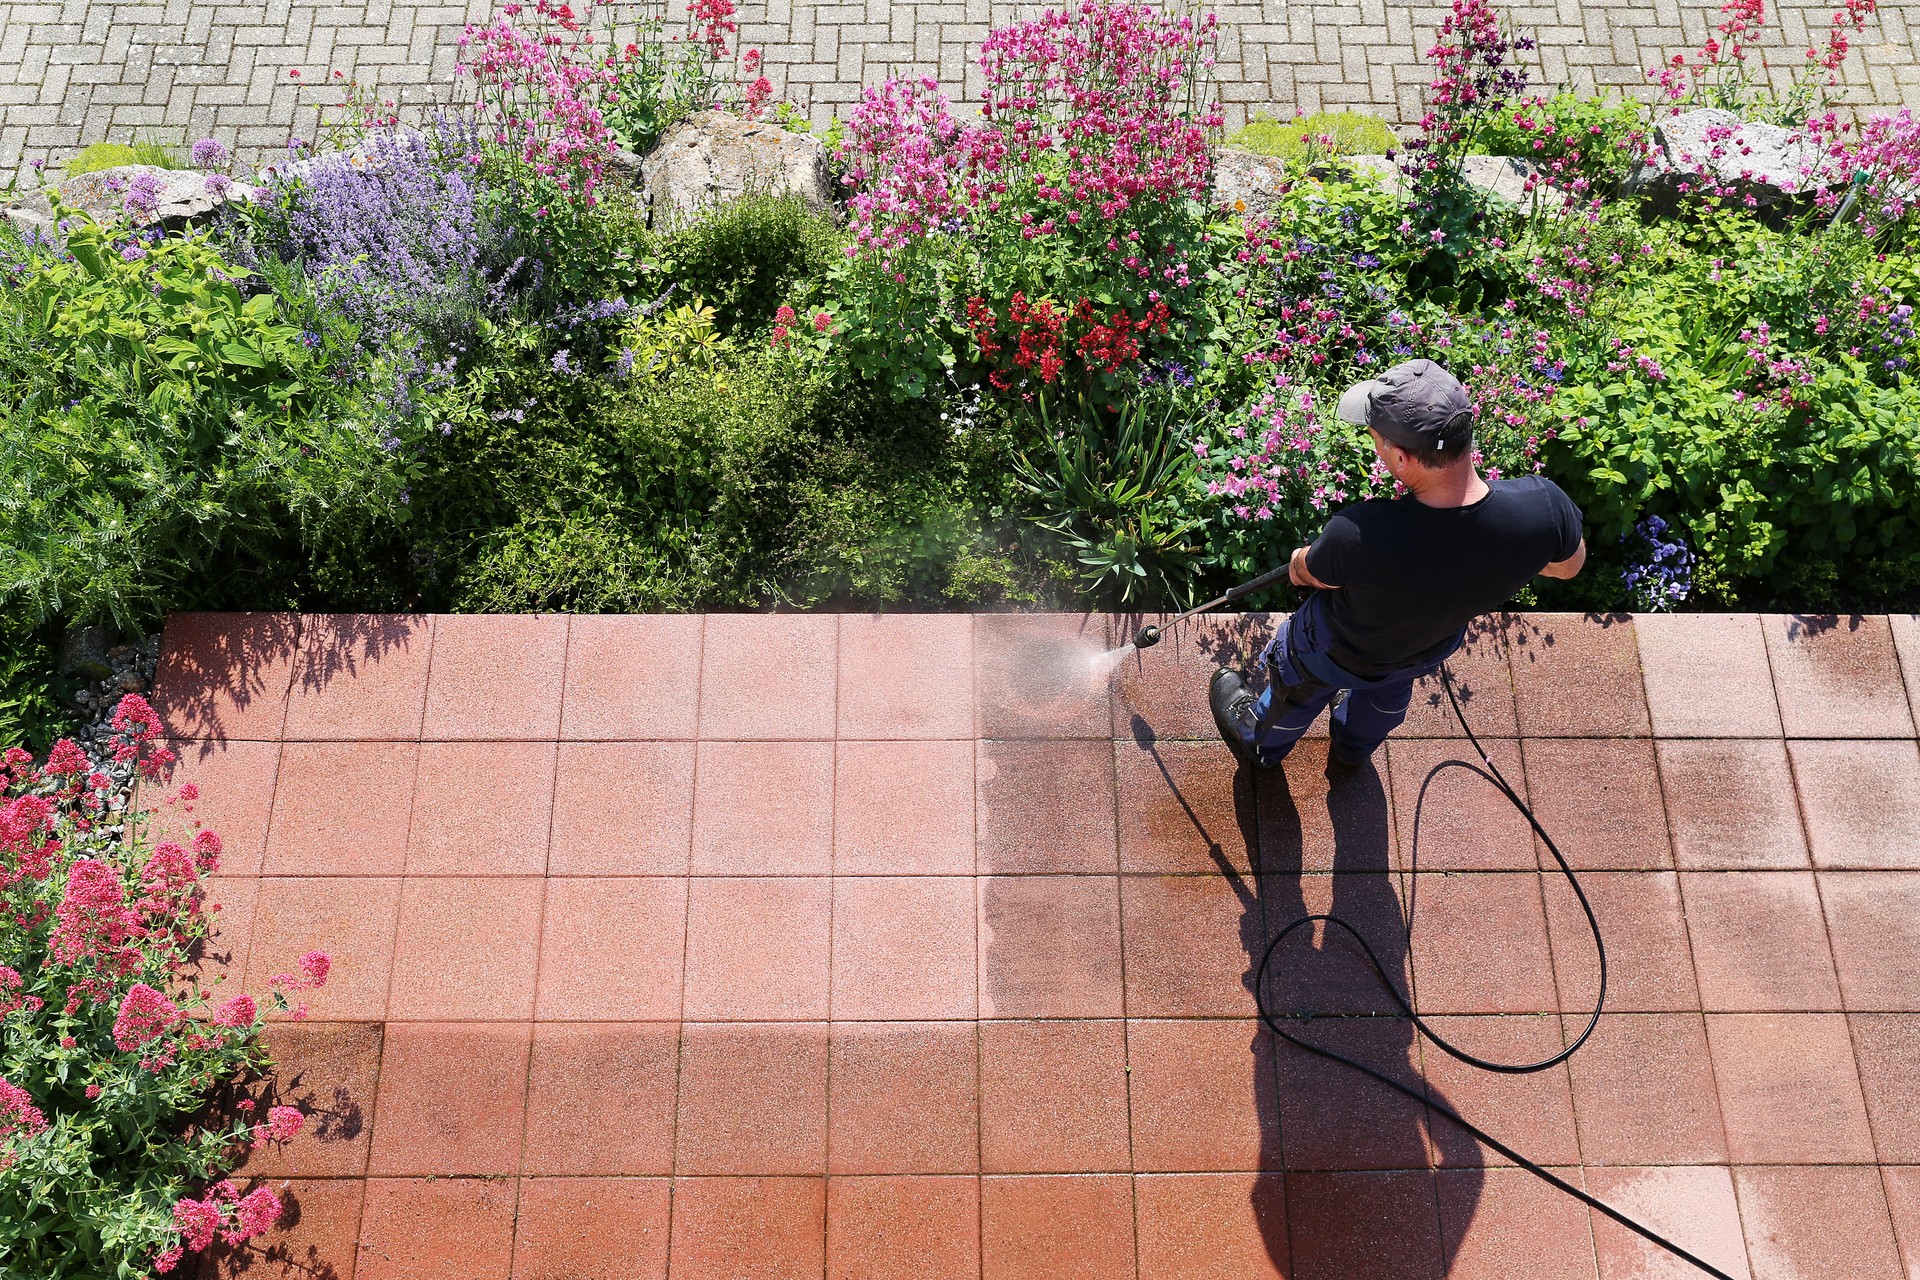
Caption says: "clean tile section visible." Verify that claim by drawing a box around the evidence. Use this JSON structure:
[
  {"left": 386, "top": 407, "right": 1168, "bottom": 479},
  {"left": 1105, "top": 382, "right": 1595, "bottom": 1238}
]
[{"left": 170, "top": 610, "right": 1920, "bottom": 1280}]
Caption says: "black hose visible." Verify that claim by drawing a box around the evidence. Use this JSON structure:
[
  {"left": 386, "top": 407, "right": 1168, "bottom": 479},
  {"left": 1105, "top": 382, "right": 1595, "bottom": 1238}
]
[{"left": 1252, "top": 664, "right": 1737, "bottom": 1280}]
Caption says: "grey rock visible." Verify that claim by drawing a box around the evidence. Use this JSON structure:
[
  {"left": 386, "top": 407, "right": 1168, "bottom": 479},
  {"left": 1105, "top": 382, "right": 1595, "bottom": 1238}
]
[
  {"left": 2, "top": 189, "right": 59, "bottom": 243},
  {"left": 52, "top": 164, "right": 259, "bottom": 229},
  {"left": 1625, "top": 107, "right": 1813, "bottom": 206},
  {"left": 1211, "top": 147, "right": 1291, "bottom": 214},
  {"left": 115, "top": 670, "right": 148, "bottom": 694},
  {"left": 607, "top": 146, "right": 645, "bottom": 191},
  {"left": 1459, "top": 154, "right": 1552, "bottom": 206},
  {"left": 58, "top": 624, "right": 117, "bottom": 681},
  {"left": 1211, "top": 148, "right": 1411, "bottom": 215},
  {"left": 639, "top": 111, "right": 833, "bottom": 227}
]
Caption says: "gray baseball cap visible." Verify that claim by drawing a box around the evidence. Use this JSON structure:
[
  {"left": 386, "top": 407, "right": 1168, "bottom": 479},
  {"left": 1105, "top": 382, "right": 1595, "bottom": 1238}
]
[{"left": 1335, "top": 359, "right": 1474, "bottom": 453}]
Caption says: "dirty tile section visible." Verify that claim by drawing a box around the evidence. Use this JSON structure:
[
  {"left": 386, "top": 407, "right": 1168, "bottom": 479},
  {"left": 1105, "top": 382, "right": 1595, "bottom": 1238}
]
[{"left": 152, "top": 611, "right": 1920, "bottom": 1280}]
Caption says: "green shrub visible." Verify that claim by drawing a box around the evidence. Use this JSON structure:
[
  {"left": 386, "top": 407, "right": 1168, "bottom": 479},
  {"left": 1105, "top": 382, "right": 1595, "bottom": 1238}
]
[
  {"left": 0, "top": 213, "right": 415, "bottom": 632},
  {"left": 63, "top": 140, "right": 181, "bottom": 177},
  {"left": 315, "top": 317, "right": 1034, "bottom": 612},
  {"left": 0, "top": 621, "right": 72, "bottom": 754},
  {"left": 1476, "top": 93, "right": 1651, "bottom": 194},
  {"left": 1226, "top": 111, "right": 1397, "bottom": 161},
  {"left": 654, "top": 192, "right": 843, "bottom": 334}
]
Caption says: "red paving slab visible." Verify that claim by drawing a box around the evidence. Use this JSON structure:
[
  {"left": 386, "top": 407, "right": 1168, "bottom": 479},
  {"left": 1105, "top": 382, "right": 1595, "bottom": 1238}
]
[
  {"left": 144, "top": 738, "right": 281, "bottom": 875},
  {"left": 283, "top": 613, "right": 434, "bottom": 740},
  {"left": 161, "top": 610, "right": 1920, "bottom": 1279},
  {"left": 1790, "top": 738, "right": 1920, "bottom": 869},
  {"left": 1505, "top": 613, "right": 1651, "bottom": 739},
  {"left": 1658, "top": 739, "right": 1811, "bottom": 870},
  {"left": 1763, "top": 613, "right": 1916, "bottom": 738},
  {"left": 513, "top": 1177, "right": 672, "bottom": 1280},
  {"left": 826, "top": 1175, "right": 981, "bottom": 1280},
  {"left": 561, "top": 613, "right": 702, "bottom": 739}
]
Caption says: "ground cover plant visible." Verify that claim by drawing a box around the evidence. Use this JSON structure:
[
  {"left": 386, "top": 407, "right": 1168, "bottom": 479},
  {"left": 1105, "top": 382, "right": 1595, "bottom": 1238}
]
[
  {"left": 0, "top": 695, "right": 329, "bottom": 1277},
  {"left": 0, "top": 0, "right": 1916, "bottom": 752}
]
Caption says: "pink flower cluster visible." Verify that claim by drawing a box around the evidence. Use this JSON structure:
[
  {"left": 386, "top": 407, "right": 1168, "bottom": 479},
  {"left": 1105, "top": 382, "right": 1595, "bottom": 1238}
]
[
  {"left": 457, "top": 0, "right": 617, "bottom": 204},
  {"left": 0, "top": 1077, "right": 47, "bottom": 1166},
  {"left": 1202, "top": 380, "right": 1385, "bottom": 519},
  {"left": 840, "top": 76, "right": 965, "bottom": 261},
  {"left": 837, "top": 0, "right": 1223, "bottom": 260},
  {"left": 110, "top": 984, "right": 178, "bottom": 1049},
  {"left": 972, "top": 0, "right": 1222, "bottom": 220},
  {"left": 157, "top": 1180, "right": 285, "bottom": 1272},
  {"left": 1649, "top": 0, "right": 1877, "bottom": 121},
  {"left": 1800, "top": 106, "right": 1920, "bottom": 236},
  {"left": 3, "top": 693, "right": 337, "bottom": 1274}
]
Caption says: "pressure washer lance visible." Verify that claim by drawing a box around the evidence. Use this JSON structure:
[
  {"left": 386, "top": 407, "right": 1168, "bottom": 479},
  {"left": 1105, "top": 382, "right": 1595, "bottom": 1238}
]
[
  {"left": 1130, "top": 562, "right": 1296, "bottom": 651},
  {"left": 1133, "top": 580, "right": 1737, "bottom": 1280}
]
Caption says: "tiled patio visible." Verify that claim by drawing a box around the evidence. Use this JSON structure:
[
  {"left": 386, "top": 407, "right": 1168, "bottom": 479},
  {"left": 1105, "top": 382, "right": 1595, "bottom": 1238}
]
[{"left": 145, "top": 610, "right": 1920, "bottom": 1280}]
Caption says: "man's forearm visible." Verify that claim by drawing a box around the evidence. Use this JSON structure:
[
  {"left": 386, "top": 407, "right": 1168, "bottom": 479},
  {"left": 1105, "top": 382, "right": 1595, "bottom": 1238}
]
[{"left": 1289, "top": 545, "right": 1335, "bottom": 590}]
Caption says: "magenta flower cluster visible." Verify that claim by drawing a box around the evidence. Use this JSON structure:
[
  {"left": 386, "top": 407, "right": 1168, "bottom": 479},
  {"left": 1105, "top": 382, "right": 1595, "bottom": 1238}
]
[
  {"left": 971, "top": 0, "right": 1222, "bottom": 220},
  {"left": 838, "top": 0, "right": 1223, "bottom": 264},
  {"left": 839, "top": 77, "right": 965, "bottom": 263},
  {"left": 1401, "top": 0, "right": 1535, "bottom": 189},
  {"left": 457, "top": 0, "right": 618, "bottom": 205}
]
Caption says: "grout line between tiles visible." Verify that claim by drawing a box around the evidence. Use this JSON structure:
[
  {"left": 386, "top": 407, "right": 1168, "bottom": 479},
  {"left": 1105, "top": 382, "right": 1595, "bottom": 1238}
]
[
  {"left": 504, "top": 614, "right": 570, "bottom": 1272},
  {"left": 662, "top": 614, "right": 708, "bottom": 1275},
  {"left": 824, "top": 615, "right": 841, "bottom": 1240},
  {"left": 350, "top": 611, "right": 433, "bottom": 1263},
  {"left": 1097, "top": 628, "right": 1144, "bottom": 1280},
  {"left": 964, "top": 618, "right": 987, "bottom": 1278}
]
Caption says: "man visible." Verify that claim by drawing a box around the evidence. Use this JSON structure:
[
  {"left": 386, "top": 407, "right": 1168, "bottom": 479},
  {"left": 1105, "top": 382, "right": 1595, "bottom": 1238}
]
[{"left": 1211, "top": 358, "right": 1586, "bottom": 772}]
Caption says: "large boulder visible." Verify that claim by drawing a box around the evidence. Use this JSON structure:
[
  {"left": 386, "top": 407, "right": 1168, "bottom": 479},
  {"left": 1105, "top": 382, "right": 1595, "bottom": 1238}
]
[
  {"left": 56, "top": 165, "right": 259, "bottom": 227},
  {"left": 1625, "top": 107, "right": 1814, "bottom": 206},
  {"left": 1460, "top": 154, "right": 1535, "bottom": 205},
  {"left": 639, "top": 111, "right": 833, "bottom": 226}
]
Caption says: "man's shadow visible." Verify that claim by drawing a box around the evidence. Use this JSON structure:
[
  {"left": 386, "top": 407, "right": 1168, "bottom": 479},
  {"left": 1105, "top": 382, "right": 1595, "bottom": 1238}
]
[{"left": 1133, "top": 716, "right": 1485, "bottom": 1277}]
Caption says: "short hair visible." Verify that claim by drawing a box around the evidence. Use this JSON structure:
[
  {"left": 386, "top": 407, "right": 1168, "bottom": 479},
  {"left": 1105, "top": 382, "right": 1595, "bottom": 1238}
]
[{"left": 1397, "top": 408, "right": 1474, "bottom": 470}]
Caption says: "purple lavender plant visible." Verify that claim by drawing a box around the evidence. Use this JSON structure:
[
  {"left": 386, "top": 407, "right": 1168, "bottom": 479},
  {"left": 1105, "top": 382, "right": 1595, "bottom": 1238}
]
[
  {"left": 255, "top": 117, "right": 522, "bottom": 356},
  {"left": 1620, "top": 515, "right": 1694, "bottom": 611}
]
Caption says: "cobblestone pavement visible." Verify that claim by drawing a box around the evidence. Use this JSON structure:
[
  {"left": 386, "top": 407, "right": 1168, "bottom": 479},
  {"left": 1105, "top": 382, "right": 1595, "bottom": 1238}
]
[
  {"left": 2, "top": 0, "right": 1915, "bottom": 179},
  {"left": 145, "top": 609, "right": 1920, "bottom": 1278}
]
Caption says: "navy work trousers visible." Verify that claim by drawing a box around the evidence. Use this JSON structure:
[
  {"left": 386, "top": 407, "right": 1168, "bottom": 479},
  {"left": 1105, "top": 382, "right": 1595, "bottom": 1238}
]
[{"left": 1245, "top": 592, "right": 1465, "bottom": 766}]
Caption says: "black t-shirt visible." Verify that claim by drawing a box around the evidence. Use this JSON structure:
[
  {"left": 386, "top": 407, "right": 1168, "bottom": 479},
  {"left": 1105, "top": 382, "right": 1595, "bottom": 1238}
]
[{"left": 1303, "top": 475, "right": 1584, "bottom": 677}]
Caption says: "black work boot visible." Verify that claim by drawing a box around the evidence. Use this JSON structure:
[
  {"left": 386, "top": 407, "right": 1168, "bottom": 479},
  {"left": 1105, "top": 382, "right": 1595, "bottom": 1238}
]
[{"left": 1210, "top": 668, "right": 1267, "bottom": 769}]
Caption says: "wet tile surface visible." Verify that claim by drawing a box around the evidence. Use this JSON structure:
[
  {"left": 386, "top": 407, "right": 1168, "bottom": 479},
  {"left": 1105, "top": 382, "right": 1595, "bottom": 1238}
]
[{"left": 164, "top": 609, "right": 1920, "bottom": 1279}]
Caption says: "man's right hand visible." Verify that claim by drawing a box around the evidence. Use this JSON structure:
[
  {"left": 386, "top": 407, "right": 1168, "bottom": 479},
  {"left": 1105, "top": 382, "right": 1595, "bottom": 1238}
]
[{"left": 1289, "top": 545, "right": 1337, "bottom": 590}]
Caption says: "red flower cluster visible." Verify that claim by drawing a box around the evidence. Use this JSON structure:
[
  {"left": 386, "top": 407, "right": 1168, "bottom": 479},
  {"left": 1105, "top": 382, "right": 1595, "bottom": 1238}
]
[
  {"left": 967, "top": 292, "right": 1174, "bottom": 388},
  {"left": 1074, "top": 298, "right": 1172, "bottom": 372},
  {"left": 689, "top": 0, "right": 736, "bottom": 56},
  {"left": 159, "top": 1179, "right": 286, "bottom": 1270}
]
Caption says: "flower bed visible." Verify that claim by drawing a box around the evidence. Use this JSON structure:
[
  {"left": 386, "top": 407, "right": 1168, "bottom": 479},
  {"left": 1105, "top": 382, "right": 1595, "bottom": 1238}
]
[
  {"left": 0, "top": 0, "right": 1915, "bottom": 753},
  {"left": 0, "top": 696, "right": 329, "bottom": 1276}
]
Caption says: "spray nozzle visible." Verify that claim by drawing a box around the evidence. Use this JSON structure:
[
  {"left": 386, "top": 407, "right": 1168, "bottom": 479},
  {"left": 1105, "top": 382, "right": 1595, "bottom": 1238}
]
[{"left": 1132, "top": 625, "right": 1162, "bottom": 650}]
